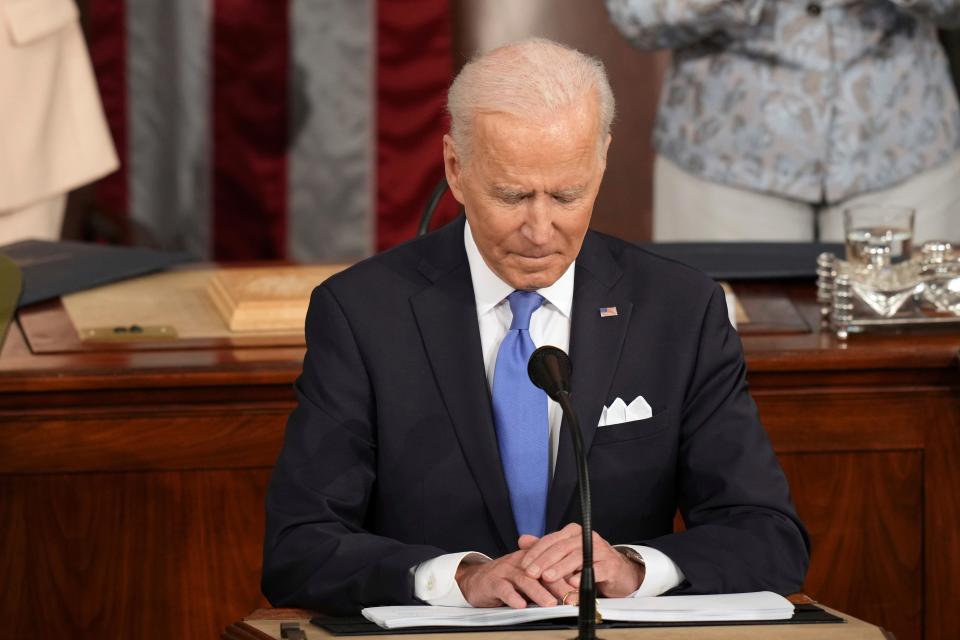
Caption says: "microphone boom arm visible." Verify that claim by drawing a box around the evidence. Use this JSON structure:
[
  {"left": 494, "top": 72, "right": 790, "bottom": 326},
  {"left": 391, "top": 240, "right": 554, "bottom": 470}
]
[
  {"left": 527, "top": 345, "right": 599, "bottom": 639},
  {"left": 557, "top": 390, "right": 598, "bottom": 640}
]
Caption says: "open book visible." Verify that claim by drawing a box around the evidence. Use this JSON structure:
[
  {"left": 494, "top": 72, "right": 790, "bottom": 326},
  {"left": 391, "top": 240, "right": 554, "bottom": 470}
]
[{"left": 362, "top": 592, "right": 795, "bottom": 629}]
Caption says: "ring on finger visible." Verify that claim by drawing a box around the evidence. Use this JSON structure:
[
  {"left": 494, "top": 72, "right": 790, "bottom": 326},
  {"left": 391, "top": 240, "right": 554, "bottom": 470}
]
[{"left": 561, "top": 590, "right": 578, "bottom": 605}]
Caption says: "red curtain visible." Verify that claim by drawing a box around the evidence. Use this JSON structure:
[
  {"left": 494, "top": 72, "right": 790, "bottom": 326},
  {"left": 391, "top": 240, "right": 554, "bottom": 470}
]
[
  {"left": 85, "top": 0, "right": 127, "bottom": 236},
  {"left": 212, "top": 0, "right": 290, "bottom": 260},
  {"left": 376, "top": 0, "right": 460, "bottom": 252}
]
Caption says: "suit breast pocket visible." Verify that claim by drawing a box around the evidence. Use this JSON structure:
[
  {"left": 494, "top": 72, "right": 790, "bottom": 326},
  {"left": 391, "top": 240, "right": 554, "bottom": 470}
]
[
  {"left": 591, "top": 408, "right": 673, "bottom": 446},
  {"left": 4, "top": 0, "right": 79, "bottom": 46}
]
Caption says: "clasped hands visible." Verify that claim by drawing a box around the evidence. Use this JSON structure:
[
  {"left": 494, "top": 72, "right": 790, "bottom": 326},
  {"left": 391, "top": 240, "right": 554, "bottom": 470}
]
[{"left": 455, "top": 523, "right": 645, "bottom": 608}]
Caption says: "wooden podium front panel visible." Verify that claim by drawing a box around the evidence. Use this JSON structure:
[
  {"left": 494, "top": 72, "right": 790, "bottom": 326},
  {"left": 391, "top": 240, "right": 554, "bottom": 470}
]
[
  {"left": 0, "top": 316, "right": 295, "bottom": 640},
  {"left": 722, "top": 383, "right": 937, "bottom": 640},
  {"left": 778, "top": 451, "right": 923, "bottom": 640},
  {"left": 744, "top": 289, "right": 959, "bottom": 640},
  {"left": 0, "top": 389, "right": 289, "bottom": 640},
  {"left": 0, "top": 469, "right": 272, "bottom": 639}
]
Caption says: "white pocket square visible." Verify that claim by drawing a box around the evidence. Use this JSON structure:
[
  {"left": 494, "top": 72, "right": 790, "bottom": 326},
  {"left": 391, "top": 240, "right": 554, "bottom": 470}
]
[{"left": 598, "top": 396, "right": 653, "bottom": 427}]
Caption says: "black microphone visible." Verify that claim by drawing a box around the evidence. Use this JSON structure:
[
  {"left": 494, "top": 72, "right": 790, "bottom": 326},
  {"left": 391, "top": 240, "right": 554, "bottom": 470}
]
[
  {"left": 527, "top": 345, "right": 571, "bottom": 401},
  {"left": 528, "top": 346, "right": 598, "bottom": 640}
]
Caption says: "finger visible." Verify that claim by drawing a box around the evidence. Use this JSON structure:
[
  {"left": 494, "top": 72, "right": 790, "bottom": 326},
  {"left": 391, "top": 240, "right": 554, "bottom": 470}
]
[
  {"left": 519, "top": 523, "right": 581, "bottom": 569},
  {"left": 530, "top": 536, "right": 582, "bottom": 579},
  {"left": 541, "top": 549, "right": 586, "bottom": 582},
  {"left": 521, "top": 530, "right": 582, "bottom": 574},
  {"left": 565, "top": 531, "right": 614, "bottom": 583},
  {"left": 517, "top": 534, "right": 540, "bottom": 550},
  {"left": 570, "top": 572, "right": 580, "bottom": 587},
  {"left": 518, "top": 533, "right": 565, "bottom": 570},
  {"left": 542, "top": 576, "right": 577, "bottom": 603},
  {"left": 494, "top": 580, "right": 527, "bottom": 609},
  {"left": 513, "top": 573, "right": 561, "bottom": 607}
]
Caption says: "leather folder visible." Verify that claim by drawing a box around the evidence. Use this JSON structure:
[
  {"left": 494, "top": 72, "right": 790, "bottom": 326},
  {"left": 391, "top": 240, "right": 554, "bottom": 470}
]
[
  {"left": 639, "top": 242, "right": 845, "bottom": 280},
  {"left": 0, "top": 239, "right": 190, "bottom": 308},
  {"left": 312, "top": 603, "right": 843, "bottom": 636}
]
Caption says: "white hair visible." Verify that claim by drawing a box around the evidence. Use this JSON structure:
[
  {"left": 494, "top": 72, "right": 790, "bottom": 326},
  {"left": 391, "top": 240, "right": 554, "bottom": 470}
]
[{"left": 447, "top": 38, "right": 615, "bottom": 162}]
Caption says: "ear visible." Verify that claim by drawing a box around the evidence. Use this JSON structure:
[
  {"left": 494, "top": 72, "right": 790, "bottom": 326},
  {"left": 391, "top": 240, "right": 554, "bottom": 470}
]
[
  {"left": 443, "top": 134, "right": 467, "bottom": 205},
  {"left": 600, "top": 133, "right": 612, "bottom": 170}
]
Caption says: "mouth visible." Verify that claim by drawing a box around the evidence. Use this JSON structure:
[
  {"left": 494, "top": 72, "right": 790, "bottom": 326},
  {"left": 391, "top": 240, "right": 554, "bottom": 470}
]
[{"left": 511, "top": 251, "right": 557, "bottom": 261}]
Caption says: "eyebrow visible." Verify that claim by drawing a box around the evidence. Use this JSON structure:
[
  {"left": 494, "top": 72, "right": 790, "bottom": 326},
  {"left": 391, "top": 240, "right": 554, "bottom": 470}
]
[
  {"left": 492, "top": 185, "right": 533, "bottom": 199},
  {"left": 551, "top": 186, "right": 586, "bottom": 199},
  {"left": 491, "top": 185, "right": 586, "bottom": 199}
]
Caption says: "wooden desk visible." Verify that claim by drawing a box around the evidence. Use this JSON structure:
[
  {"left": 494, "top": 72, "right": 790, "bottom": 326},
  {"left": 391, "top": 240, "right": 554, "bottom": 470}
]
[
  {"left": 222, "top": 604, "right": 894, "bottom": 640},
  {"left": 0, "top": 281, "right": 955, "bottom": 640}
]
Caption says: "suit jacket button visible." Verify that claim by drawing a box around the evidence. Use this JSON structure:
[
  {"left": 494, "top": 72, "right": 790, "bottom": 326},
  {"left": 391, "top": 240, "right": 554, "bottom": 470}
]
[{"left": 806, "top": 2, "right": 822, "bottom": 16}]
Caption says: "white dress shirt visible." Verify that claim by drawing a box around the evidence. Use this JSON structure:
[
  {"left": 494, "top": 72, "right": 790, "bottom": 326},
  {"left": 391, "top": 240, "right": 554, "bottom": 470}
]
[{"left": 413, "top": 222, "right": 685, "bottom": 606}]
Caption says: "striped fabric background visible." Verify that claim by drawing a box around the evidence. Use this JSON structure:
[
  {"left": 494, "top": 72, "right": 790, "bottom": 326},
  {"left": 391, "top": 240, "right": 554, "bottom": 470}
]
[{"left": 83, "top": 0, "right": 461, "bottom": 262}]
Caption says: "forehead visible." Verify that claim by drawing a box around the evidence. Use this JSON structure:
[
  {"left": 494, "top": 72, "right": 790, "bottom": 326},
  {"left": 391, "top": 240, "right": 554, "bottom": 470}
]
[{"left": 469, "top": 106, "right": 600, "bottom": 184}]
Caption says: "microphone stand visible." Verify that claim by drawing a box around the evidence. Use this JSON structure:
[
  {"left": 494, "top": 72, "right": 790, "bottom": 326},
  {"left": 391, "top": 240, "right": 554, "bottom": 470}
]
[{"left": 556, "top": 390, "right": 598, "bottom": 640}]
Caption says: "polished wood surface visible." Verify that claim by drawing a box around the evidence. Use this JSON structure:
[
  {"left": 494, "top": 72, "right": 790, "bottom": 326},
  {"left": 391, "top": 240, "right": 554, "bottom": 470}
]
[
  {"left": 779, "top": 453, "right": 922, "bottom": 639},
  {"left": 1, "top": 280, "right": 957, "bottom": 640}
]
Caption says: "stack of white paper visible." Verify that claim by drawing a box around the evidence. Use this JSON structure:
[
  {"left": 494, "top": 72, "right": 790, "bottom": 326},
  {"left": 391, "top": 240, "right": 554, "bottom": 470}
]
[
  {"left": 597, "top": 592, "right": 794, "bottom": 622},
  {"left": 362, "top": 592, "right": 794, "bottom": 629}
]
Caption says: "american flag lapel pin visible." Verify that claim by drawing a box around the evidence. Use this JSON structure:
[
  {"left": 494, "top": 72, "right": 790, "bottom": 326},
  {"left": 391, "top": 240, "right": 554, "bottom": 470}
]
[{"left": 599, "top": 306, "right": 618, "bottom": 318}]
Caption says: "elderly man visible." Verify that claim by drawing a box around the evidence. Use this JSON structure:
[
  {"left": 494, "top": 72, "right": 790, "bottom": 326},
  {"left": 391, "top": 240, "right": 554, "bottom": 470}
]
[{"left": 262, "top": 38, "right": 808, "bottom": 614}]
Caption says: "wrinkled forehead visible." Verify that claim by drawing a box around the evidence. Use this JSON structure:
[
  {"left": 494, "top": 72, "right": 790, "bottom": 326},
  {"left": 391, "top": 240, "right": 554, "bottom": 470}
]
[{"left": 468, "top": 107, "right": 603, "bottom": 178}]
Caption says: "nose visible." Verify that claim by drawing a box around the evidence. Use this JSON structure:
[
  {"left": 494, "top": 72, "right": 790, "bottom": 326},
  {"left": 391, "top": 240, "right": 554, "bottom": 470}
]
[{"left": 520, "top": 195, "right": 554, "bottom": 246}]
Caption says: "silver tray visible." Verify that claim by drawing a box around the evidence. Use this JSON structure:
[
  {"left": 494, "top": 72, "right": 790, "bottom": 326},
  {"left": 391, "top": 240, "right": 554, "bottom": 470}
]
[{"left": 816, "top": 252, "right": 960, "bottom": 339}]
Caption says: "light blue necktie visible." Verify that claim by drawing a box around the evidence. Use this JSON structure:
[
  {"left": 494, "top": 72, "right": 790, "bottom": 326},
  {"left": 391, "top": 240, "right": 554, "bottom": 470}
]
[{"left": 492, "top": 290, "right": 549, "bottom": 537}]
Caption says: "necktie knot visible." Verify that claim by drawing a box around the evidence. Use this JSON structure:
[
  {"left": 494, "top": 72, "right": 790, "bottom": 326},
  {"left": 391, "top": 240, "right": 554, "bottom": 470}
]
[{"left": 507, "top": 290, "right": 544, "bottom": 331}]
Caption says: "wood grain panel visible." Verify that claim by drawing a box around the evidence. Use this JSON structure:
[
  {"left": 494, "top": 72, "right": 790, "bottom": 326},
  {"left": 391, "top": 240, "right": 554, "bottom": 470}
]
[
  {"left": 780, "top": 452, "right": 923, "bottom": 640},
  {"left": 0, "top": 385, "right": 296, "bottom": 411},
  {"left": 923, "top": 394, "right": 960, "bottom": 640},
  {"left": 0, "top": 411, "right": 289, "bottom": 473},
  {"left": 755, "top": 389, "right": 938, "bottom": 453},
  {"left": 0, "top": 469, "right": 272, "bottom": 640}
]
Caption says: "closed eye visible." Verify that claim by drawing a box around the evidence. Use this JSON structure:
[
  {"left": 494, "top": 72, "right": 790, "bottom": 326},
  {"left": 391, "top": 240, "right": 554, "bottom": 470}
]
[
  {"left": 493, "top": 187, "right": 533, "bottom": 205},
  {"left": 499, "top": 193, "right": 528, "bottom": 205},
  {"left": 551, "top": 190, "right": 583, "bottom": 205}
]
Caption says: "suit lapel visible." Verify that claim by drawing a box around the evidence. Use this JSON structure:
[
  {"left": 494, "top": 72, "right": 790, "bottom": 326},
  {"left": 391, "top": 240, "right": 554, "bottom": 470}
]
[
  {"left": 410, "top": 222, "right": 518, "bottom": 551},
  {"left": 545, "top": 233, "right": 632, "bottom": 532}
]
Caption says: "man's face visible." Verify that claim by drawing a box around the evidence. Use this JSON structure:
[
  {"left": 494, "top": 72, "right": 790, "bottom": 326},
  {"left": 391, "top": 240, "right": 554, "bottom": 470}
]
[{"left": 444, "top": 99, "right": 610, "bottom": 291}]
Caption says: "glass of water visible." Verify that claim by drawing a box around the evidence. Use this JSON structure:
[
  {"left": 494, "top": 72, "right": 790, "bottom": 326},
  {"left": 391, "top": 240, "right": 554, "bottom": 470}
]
[{"left": 843, "top": 205, "right": 915, "bottom": 266}]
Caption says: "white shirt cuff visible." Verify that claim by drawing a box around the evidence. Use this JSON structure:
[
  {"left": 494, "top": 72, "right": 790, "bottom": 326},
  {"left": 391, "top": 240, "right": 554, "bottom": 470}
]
[
  {"left": 615, "top": 545, "right": 685, "bottom": 597},
  {"left": 413, "top": 551, "right": 491, "bottom": 606}
]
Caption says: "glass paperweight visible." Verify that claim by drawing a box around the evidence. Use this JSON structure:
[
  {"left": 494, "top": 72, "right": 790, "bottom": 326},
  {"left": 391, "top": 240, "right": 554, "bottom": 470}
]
[
  {"left": 920, "top": 241, "right": 960, "bottom": 314},
  {"left": 850, "top": 257, "right": 922, "bottom": 318},
  {"left": 817, "top": 240, "right": 960, "bottom": 339}
]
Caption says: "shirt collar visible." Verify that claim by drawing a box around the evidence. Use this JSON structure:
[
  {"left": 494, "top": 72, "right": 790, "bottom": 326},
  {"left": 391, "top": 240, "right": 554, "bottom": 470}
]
[{"left": 464, "top": 220, "right": 575, "bottom": 317}]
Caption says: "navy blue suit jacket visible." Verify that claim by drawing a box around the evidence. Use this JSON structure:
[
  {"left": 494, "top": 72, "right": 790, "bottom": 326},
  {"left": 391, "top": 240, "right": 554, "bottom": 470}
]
[{"left": 262, "top": 217, "right": 809, "bottom": 614}]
